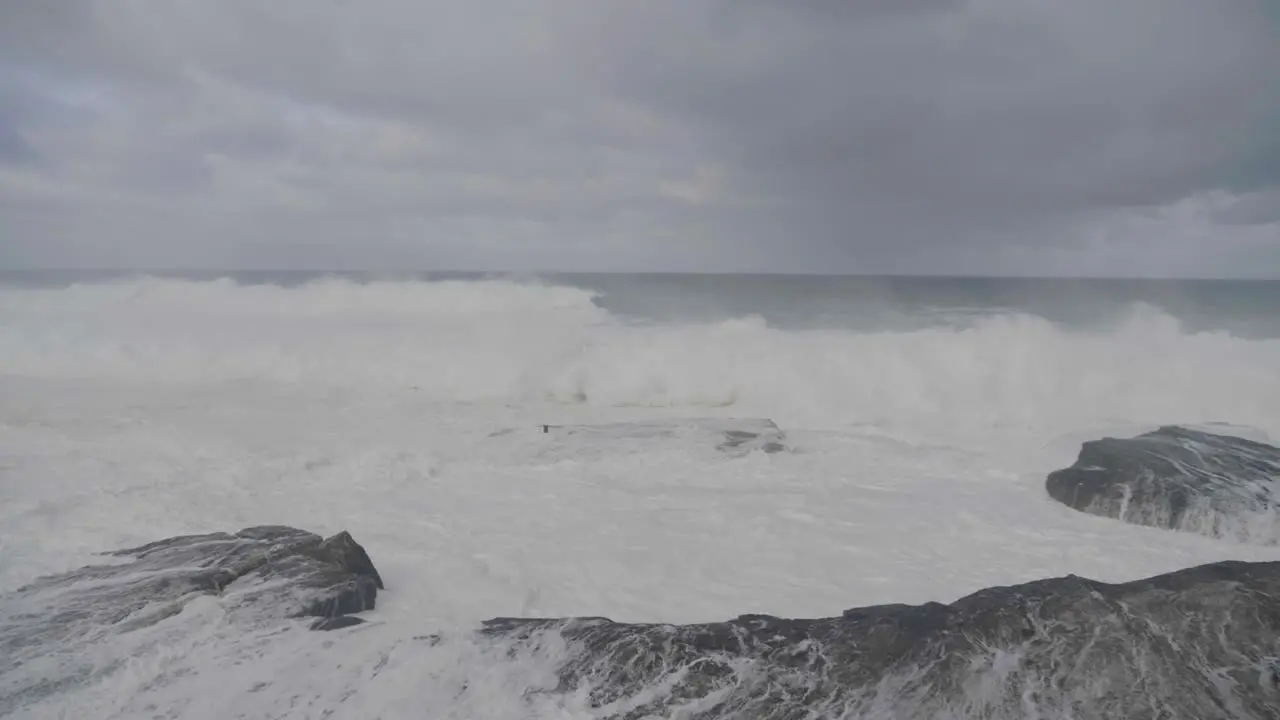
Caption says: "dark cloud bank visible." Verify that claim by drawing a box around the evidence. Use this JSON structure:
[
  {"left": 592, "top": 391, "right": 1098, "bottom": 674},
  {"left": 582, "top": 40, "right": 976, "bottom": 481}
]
[{"left": 1, "top": 0, "right": 1277, "bottom": 276}]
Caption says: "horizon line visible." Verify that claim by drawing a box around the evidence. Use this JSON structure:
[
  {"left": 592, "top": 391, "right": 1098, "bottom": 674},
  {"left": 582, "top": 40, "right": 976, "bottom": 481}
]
[{"left": 2, "top": 268, "right": 1279, "bottom": 282}]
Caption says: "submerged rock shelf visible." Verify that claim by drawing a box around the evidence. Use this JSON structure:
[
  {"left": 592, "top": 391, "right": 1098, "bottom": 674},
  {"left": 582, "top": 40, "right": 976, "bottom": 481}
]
[{"left": 513, "top": 417, "right": 789, "bottom": 456}]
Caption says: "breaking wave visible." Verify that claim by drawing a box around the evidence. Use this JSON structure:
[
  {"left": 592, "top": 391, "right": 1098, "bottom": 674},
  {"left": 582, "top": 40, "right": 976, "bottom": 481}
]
[{"left": 2, "top": 276, "right": 1279, "bottom": 438}]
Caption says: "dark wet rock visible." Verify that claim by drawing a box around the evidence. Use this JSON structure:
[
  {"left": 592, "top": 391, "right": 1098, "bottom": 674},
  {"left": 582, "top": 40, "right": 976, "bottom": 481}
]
[
  {"left": 1046, "top": 425, "right": 1280, "bottom": 542},
  {"left": 1, "top": 525, "right": 380, "bottom": 663},
  {"left": 311, "top": 615, "right": 367, "bottom": 631},
  {"left": 9, "top": 522, "right": 1280, "bottom": 718},
  {"left": 482, "top": 561, "right": 1280, "bottom": 719},
  {"left": 0, "top": 526, "right": 382, "bottom": 714},
  {"left": 718, "top": 425, "right": 787, "bottom": 455}
]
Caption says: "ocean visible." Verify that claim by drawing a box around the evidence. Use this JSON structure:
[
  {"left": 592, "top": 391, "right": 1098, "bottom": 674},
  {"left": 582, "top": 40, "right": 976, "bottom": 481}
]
[{"left": 2, "top": 271, "right": 1280, "bottom": 717}]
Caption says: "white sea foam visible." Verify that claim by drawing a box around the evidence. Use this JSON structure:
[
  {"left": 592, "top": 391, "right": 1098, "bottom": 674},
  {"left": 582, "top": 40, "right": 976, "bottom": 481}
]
[
  {"left": 2, "top": 278, "right": 1278, "bottom": 439},
  {"left": 2, "top": 276, "right": 1279, "bottom": 717}
]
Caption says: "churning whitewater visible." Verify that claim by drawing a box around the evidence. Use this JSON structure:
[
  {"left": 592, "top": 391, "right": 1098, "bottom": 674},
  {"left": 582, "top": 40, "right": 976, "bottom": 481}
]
[{"left": 2, "top": 275, "right": 1280, "bottom": 718}]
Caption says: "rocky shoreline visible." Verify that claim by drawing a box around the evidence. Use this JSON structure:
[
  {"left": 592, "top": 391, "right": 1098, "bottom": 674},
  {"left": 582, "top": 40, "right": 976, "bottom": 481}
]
[{"left": 4, "top": 424, "right": 1279, "bottom": 717}]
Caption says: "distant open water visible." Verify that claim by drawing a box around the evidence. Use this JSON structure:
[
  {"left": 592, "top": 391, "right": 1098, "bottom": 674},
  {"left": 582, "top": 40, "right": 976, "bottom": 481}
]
[{"left": 5, "top": 269, "right": 1280, "bottom": 337}]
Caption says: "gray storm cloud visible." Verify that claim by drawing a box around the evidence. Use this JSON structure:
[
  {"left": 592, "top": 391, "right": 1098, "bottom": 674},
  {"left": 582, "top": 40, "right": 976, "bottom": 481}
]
[{"left": 0, "top": 0, "right": 1277, "bottom": 275}]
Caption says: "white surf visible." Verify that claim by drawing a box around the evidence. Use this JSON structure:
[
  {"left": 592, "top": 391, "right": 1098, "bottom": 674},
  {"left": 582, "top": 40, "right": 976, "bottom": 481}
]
[{"left": 2, "top": 276, "right": 1279, "bottom": 718}]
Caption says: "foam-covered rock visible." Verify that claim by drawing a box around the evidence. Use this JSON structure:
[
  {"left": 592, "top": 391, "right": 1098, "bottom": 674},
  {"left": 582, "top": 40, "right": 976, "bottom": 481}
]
[
  {"left": 6, "top": 525, "right": 1280, "bottom": 717},
  {"left": 1, "top": 525, "right": 381, "bottom": 658},
  {"left": 0, "top": 526, "right": 382, "bottom": 713},
  {"left": 482, "top": 560, "right": 1280, "bottom": 718},
  {"left": 1046, "top": 425, "right": 1280, "bottom": 543}
]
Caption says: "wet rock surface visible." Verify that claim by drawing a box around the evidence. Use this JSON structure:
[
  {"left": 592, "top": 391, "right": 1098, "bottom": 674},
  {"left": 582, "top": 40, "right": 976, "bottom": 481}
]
[
  {"left": 482, "top": 560, "right": 1280, "bottom": 719},
  {"left": 3, "top": 522, "right": 1280, "bottom": 718},
  {"left": 1046, "top": 425, "right": 1280, "bottom": 542},
  {"left": 0, "top": 526, "right": 382, "bottom": 713}
]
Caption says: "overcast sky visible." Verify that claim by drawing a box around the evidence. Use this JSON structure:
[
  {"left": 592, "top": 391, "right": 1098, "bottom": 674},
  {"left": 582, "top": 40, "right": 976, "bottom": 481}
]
[{"left": 1, "top": 1, "right": 1278, "bottom": 276}]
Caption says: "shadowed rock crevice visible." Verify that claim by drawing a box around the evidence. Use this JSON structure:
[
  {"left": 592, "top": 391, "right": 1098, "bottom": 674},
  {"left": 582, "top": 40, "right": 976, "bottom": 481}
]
[{"left": 1046, "top": 425, "right": 1280, "bottom": 543}]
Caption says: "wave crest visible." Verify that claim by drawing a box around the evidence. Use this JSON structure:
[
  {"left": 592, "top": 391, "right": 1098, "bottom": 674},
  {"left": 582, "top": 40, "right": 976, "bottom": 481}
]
[
  {"left": 1, "top": 275, "right": 604, "bottom": 316},
  {"left": 3, "top": 278, "right": 1278, "bottom": 439}
]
